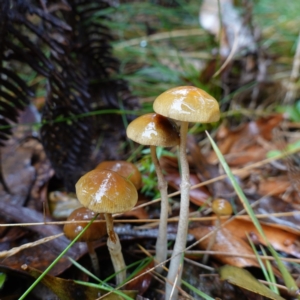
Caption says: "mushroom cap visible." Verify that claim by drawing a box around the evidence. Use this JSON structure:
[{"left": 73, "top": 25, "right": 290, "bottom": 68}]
[
  {"left": 64, "top": 207, "right": 107, "bottom": 242},
  {"left": 95, "top": 160, "right": 142, "bottom": 190},
  {"left": 153, "top": 86, "right": 220, "bottom": 123},
  {"left": 76, "top": 169, "right": 138, "bottom": 214},
  {"left": 212, "top": 198, "right": 233, "bottom": 216},
  {"left": 126, "top": 113, "right": 179, "bottom": 147}
]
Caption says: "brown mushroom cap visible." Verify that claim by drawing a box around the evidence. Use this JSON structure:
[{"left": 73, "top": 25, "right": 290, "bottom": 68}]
[
  {"left": 153, "top": 86, "right": 220, "bottom": 123},
  {"left": 212, "top": 198, "right": 233, "bottom": 216},
  {"left": 63, "top": 207, "right": 107, "bottom": 242},
  {"left": 95, "top": 160, "right": 142, "bottom": 190},
  {"left": 76, "top": 169, "right": 138, "bottom": 214},
  {"left": 126, "top": 113, "right": 179, "bottom": 147}
]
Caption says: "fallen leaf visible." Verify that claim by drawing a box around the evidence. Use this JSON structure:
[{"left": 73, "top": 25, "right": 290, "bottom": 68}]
[
  {"left": 222, "top": 218, "right": 300, "bottom": 258},
  {"left": 208, "top": 115, "right": 283, "bottom": 166},
  {"left": 257, "top": 176, "right": 291, "bottom": 196},
  {"left": 189, "top": 225, "right": 259, "bottom": 267},
  {"left": 219, "top": 265, "right": 285, "bottom": 300}
]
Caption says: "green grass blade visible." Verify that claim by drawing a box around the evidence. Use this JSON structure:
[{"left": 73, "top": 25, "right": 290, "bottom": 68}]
[
  {"left": 260, "top": 246, "right": 279, "bottom": 294},
  {"left": 246, "top": 234, "right": 272, "bottom": 288},
  {"left": 73, "top": 281, "right": 135, "bottom": 300},
  {"left": 68, "top": 257, "right": 105, "bottom": 284},
  {"left": 181, "top": 279, "right": 214, "bottom": 300}
]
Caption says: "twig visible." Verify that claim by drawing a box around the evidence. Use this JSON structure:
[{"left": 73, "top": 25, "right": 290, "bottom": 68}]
[{"left": 0, "top": 233, "right": 63, "bottom": 258}]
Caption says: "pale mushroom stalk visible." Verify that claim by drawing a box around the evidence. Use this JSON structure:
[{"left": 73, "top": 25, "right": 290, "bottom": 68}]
[
  {"left": 126, "top": 113, "right": 179, "bottom": 273},
  {"left": 86, "top": 241, "right": 100, "bottom": 277},
  {"left": 104, "top": 213, "right": 127, "bottom": 285},
  {"left": 165, "top": 121, "right": 191, "bottom": 299},
  {"left": 150, "top": 145, "right": 169, "bottom": 273}
]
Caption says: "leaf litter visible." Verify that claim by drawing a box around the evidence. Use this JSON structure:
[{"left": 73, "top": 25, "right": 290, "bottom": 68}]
[{"left": 2, "top": 1, "right": 300, "bottom": 299}]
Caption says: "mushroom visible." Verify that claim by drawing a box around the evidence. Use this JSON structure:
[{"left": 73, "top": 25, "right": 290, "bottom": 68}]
[
  {"left": 75, "top": 169, "right": 138, "bottom": 285},
  {"left": 203, "top": 198, "right": 233, "bottom": 264},
  {"left": 212, "top": 198, "right": 233, "bottom": 217},
  {"left": 95, "top": 160, "right": 142, "bottom": 190},
  {"left": 126, "top": 113, "right": 180, "bottom": 273},
  {"left": 153, "top": 86, "right": 220, "bottom": 299},
  {"left": 64, "top": 207, "right": 107, "bottom": 276}
]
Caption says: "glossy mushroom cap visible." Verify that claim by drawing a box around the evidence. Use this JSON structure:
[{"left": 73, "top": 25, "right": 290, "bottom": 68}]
[
  {"left": 64, "top": 207, "right": 107, "bottom": 242},
  {"left": 153, "top": 86, "right": 220, "bottom": 123},
  {"left": 95, "top": 160, "right": 142, "bottom": 190},
  {"left": 76, "top": 169, "right": 138, "bottom": 214},
  {"left": 126, "top": 113, "right": 180, "bottom": 147},
  {"left": 212, "top": 198, "right": 233, "bottom": 216}
]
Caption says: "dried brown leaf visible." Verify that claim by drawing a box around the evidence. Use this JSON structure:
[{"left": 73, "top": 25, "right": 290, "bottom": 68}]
[
  {"left": 189, "top": 225, "right": 259, "bottom": 267},
  {"left": 221, "top": 218, "right": 300, "bottom": 258}
]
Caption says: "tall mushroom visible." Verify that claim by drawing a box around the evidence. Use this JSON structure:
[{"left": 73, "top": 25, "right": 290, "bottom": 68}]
[
  {"left": 75, "top": 169, "right": 138, "bottom": 285},
  {"left": 126, "top": 113, "right": 179, "bottom": 273},
  {"left": 153, "top": 86, "right": 220, "bottom": 299},
  {"left": 64, "top": 207, "right": 107, "bottom": 276}
]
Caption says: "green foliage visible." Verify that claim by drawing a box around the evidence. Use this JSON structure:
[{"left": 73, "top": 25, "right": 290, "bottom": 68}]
[
  {"left": 139, "top": 147, "right": 176, "bottom": 198},
  {"left": 277, "top": 100, "right": 300, "bottom": 122},
  {"left": 254, "top": 0, "right": 300, "bottom": 54}
]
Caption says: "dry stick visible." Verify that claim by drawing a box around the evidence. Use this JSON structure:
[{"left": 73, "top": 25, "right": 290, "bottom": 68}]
[
  {"left": 166, "top": 121, "right": 190, "bottom": 300},
  {"left": 0, "top": 233, "right": 63, "bottom": 258},
  {"left": 150, "top": 145, "right": 169, "bottom": 273},
  {"left": 1, "top": 205, "right": 300, "bottom": 228},
  {"left": 1, "top": 210, "right": 300, "bottom": 228},
  {"left": 140, "top": 249, "right": 300, "bottom": 264}
]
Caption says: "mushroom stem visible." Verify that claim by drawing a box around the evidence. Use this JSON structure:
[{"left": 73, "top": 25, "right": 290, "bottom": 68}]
[
  {"left": 202, "top": 217, "right": 220, "bottom": 265},
  {"left": 87, "top": 241, "right": 100, "bottom": 277},
  {"left": 166, "top": 121, "right": 191, "bottom": 300},
  {"left": 150, "top": 145, "right": 169, "bottom": 273},
  {"left": 105, "top": 213, "right": 127, "bottom": 285}
]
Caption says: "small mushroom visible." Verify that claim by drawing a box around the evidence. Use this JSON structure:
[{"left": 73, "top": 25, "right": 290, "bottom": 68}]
[
  {"left": 64, "top": 207, "right": 107, "bottom": 276},
  {"left": 153, "top": 86, "right": 220, "bottom": 299},
  {"left": 126, "top": 113, "right": 179, "bottom": 272},
  {"left": 212, "top": 198, "right": 233, "bottom": 217},
  {"left": 75, "top": 169, "right": 138, "bottom": 285},
  {"left": 203, "top": 198, "right": 233, "bottom": 264},
  {"left": 95, "top": 160, "right": 142, "bottom": 190}
]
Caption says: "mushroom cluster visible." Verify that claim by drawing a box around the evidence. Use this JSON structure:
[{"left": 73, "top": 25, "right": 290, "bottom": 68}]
[
  {"left": 68, "top": 86, "right": 219, "bottom": 299},
  {"left": 75, "top": 166, "right": 139, "bottom": 285}
]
